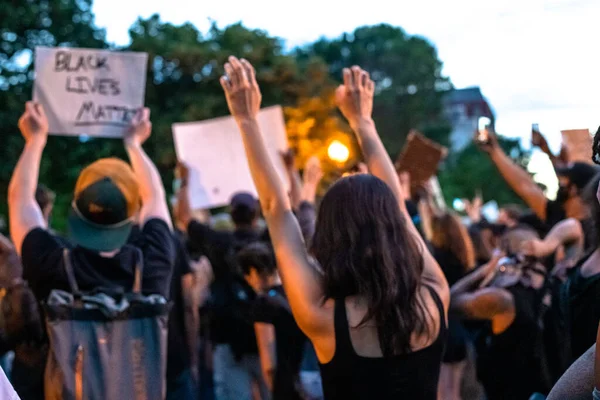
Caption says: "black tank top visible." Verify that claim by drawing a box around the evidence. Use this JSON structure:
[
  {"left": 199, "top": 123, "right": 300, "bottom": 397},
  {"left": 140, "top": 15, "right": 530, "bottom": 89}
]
[
  {"left": 318, "top": 286, "right": 447, "bottom": 399},
  {"left": 475, "top": 284, "right": 551, "bottom": 400}
]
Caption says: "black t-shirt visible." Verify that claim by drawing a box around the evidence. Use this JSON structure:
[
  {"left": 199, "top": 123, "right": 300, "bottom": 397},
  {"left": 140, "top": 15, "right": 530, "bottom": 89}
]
[
  {"left": 21, "top": 219, "right": 175, "bottom": 301},
  {"left": 166, "top": 231, "right": 193, "bottom": 379},
  {"left": 566, "top": 253, "right": 600, "bottom": 361},
  {"left": 187, "top": 220, "right": 261, "bottom": 354},
  {"left": 251, "top": 285, "right": 308, "bottom": 400},
  {"left": 432, "top": 247, "right": 465, "bottom": 287}
]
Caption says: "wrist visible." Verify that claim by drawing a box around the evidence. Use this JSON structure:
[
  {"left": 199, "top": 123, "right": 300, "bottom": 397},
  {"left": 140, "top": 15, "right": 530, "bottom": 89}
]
[
  {"left": 235, "top": 116, "right": 259, "bottom": 127},
  {"left": 124, "top": 140, "right": 142, "bottom": 150},
  {"left": 26, "top": 136, "right": 47, "bottom": 149},
  {"left": 349, "top": 117, "right": 374, "bottom": 131}
]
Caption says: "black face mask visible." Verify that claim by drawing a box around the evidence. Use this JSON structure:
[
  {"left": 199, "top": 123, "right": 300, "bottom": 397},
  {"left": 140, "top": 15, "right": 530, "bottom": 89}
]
[{"left": 556, "top": 185, "right": 571, "bottom": 204}]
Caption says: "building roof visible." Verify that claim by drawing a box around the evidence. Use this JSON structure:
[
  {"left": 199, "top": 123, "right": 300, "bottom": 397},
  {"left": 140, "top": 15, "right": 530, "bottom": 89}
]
[{"left": 443, "top": 87, "right": 484, "bottom": 105}]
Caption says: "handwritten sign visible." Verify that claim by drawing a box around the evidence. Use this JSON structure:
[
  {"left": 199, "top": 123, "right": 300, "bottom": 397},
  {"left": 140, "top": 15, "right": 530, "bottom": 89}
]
[
  {"left": 561, "top": 129, "right": 593, "bottom": 165},
  {"left": 173, "top": 106, "right": 290, "bottom": 209},
  {"left": 33, "top": 47, "right": 148, "bottom": 137},
  {"left": 396, "top": 130, "right": 448, "bottom": 194}
]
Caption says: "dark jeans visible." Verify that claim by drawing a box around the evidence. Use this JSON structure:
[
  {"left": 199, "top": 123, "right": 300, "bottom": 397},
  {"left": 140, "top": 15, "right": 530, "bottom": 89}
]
[{"left": 166, "top": 368, "right": 197, "bottom": 400}]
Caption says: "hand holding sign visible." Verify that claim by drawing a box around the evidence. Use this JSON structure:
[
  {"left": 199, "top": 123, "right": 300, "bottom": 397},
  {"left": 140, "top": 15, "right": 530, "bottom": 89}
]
[
  {"left": 34, "top": 47, "right": 147, "bottom": 138},
  {"left": 18, "top": 102, "right": 48, "bottom": 144},
  {"left": 124, "top": 108, "right": 151, "bottom": 147},
  {"left": 221, "top": 57, "right": 261, "bottom": 121}
]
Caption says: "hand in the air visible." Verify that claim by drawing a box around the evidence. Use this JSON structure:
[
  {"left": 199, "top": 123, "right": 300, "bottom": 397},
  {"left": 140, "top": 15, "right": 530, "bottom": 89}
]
[
  {"left": 220, "top": 56, "right": 261, "bottom": 121},
  {"left": 124, "top": 108, "right": 151, "bottom": 147},
  {"left": 474, "top": 127, "right": 500, "bottom": 154},
  {"left": 303, "top": 156, "right": 324, "bottom": 186},
  {"left": 335, "top": 66, "right": 375, "bottom": 127},
  {"left": 281, "top": 149, "right": 296, "bottom": 171},
  {"left": 18, "top": 102, "right": 48, "bottom": 144}
]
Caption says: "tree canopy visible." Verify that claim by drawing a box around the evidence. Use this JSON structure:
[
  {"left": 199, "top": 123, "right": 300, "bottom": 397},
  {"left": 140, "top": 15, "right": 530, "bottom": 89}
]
[{"left": 0, "top": 1, "right": 528, "bottom": 232}]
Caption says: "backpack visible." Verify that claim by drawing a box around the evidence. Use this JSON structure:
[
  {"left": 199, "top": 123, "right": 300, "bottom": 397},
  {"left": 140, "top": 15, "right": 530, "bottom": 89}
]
[{"left": 43, "top": 249, "right": 171, "bottom": 400}]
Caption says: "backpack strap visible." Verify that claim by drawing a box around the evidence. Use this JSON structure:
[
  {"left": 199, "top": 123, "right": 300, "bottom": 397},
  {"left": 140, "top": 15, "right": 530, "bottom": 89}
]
[
  {"left": 62, "top": 248, "right": 81, "bottom": 295},
  {"left": 132, "top": 248, "right": 144, "bottom": 294}
]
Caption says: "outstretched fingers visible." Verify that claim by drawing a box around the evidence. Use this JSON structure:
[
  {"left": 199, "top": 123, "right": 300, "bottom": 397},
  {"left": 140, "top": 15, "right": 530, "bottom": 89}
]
[
  {"left": 229, "top": 56, "right": 249, "bottom": 87},
  {"left": 241, "top": 58, "right": 257, "bottom": 87}
]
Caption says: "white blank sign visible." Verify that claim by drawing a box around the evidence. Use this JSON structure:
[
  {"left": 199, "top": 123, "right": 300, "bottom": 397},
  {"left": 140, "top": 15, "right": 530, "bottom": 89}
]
[
  {"left": 33, "top": 46, "right": 148, "bottom": 138},
  {"left": 173, "top": 106, "right": 290, "bottom": 209}
]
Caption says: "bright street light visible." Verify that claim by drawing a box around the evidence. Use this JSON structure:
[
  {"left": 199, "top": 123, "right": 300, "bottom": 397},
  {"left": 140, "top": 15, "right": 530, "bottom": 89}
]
[{"left": 327, "top": 140, "right": 349, "bottom": 163}]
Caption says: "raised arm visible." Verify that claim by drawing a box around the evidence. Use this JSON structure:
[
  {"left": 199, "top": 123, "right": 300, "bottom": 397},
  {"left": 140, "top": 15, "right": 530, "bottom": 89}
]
[
  {"left": 281, "top": 150, "right": 303, "bottom": 210},
  {"left": 335, "top": 66, "right": 448, "bottom": 304},
  {"left": 220, "top": 56, "right": 325, "bottom": 334},
  {"left": 479, "top": 130, "right": 548, "bottom": 220},
  {"left": 521, "top": 218, "right": 583, "bottom": 259},
  {"left": 8, "top": 102, "right": 49, "bottom": 255},
  {"left": 124, "top": 108, "right": 172, "bottom": 229}
]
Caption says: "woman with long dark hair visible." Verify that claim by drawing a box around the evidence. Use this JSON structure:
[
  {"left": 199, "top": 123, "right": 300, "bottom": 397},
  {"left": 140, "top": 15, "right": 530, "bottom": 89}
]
[{"left": 219, "top": 56, "right": 449, "bottom": 399}]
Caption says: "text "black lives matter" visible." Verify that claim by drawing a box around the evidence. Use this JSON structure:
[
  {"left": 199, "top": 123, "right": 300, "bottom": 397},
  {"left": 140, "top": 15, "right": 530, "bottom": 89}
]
[{"left": 56, "top": 51, "right": 139, "bottom": 127}]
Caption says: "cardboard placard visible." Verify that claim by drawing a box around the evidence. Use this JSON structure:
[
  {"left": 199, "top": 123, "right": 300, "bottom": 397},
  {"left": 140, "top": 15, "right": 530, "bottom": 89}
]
[
  {"left": 561, "top": 129, "right": 593, "bottom": 165},
  {"left": 396, "top": 131, "right": 448, "bottom": 192},
  {"left": 33, "top": 46, "right": 148, "bottom": 137},
  {"left": 173, "top": 106, "right": 290, "bottom": 209}
]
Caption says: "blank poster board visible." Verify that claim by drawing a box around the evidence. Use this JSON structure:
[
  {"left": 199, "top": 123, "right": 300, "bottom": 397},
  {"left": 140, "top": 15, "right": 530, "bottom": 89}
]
[
  {"left": 33, "top": 46, "right": 148, "bottom": 138},
  {"left": 396, "top": 131, "right": 448, "bottom": 193},
  {"left": 173, "top": 106, "right": 290, "bottom": 209},
  {"left": 561, "top": 129, "right": 593, "bottom": 165}
]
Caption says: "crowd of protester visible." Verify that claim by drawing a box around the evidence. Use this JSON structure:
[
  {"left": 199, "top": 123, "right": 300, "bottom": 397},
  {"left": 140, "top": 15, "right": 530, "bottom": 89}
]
[{"left": 0, "top": 55, "right": 600, "bottom": 400}]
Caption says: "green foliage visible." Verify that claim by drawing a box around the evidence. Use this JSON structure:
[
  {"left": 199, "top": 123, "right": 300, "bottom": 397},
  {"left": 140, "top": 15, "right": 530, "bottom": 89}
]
[
  {"left": 0, "top": 5, "right": 530, "bottom": 232},
  {"left": 296, "top": 24, "right": 452, "bottom": 157},
  {"left": 438, "top": 137, "right": 529, "bottom": 206}
]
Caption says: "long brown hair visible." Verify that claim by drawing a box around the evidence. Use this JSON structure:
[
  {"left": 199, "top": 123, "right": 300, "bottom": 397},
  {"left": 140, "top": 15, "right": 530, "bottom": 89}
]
[
  {"left": 311, "top": 174, "right": 430, "bottom": 356},
  {"left": 430, "top": 212, "right": 476, "bottom": 271}
]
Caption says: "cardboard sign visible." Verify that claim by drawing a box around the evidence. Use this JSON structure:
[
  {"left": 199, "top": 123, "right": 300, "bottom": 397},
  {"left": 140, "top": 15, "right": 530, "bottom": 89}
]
[
  {"left": 561, "top": 129, "right": 593, "bottom": 165},
  {"left": 173, "top": 106, "right": 290, "bottom": 209},
  {"left": 33, "top": 46, "right": 148, "bottom": 138},
  {"left": 396, "top": 131, "right": 448, "bottom": 193}
]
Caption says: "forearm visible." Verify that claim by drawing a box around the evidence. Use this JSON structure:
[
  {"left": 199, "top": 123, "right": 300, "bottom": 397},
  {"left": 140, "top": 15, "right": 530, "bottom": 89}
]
[
  {"left": 125, "top": 143, "right": 172, "bottom": 227},
  {"left": 184, "top": 306, "right": 199, "bottom": 368},
  {"left": 450, "top": 267, "right": 487, "bottom": 297},
  {"left": 301, "top": 181, "right": 319, "bottom": 204},
  {"left": 177, "top": 183, "right": 192, "bottom": 228},
  {"left": 351, "top": 118, "right": 406, "bottom": 209},
  {"left": 288, "top": 168, "right": 303, "bottom": 210},
  {"left": 489, "top": 148, "right": 546, "bottom": 219},
  {"left": 8, "top": 139, "right": 45, "bottom": 204},
  {"left": 237, "top": 118, "right": 290, "bottom": 215}
]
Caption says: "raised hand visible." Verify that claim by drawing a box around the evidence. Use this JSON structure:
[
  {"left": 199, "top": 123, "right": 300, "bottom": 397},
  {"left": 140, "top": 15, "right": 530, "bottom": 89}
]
[
  {"left": 18, "top": 102, "right": 48, "bottom": 144},
  {"left": 303, "top": 156, "right": 324, "bottom": 186},
  {"left": 280, "top": 149, "right": 296, "bottom": 171},
  {"left": 124, "top": 107, "right": 151, "bottom": 147},
  {"left": 176, "top": 162, "right": 190, "bottom": 184},
  {"left": 220, "top": 56, "right": 261, "bottom": 121},
  {"left": 474, "top": 126, "right": 500, "bottom": 154},
  {"left": 335, "top": 66, "right": 375, "bottom": 127}
]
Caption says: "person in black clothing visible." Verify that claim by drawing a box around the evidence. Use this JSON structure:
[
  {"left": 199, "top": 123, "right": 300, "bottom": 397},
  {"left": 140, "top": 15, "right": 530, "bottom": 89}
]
[
  {"left": 220, "top": 58, "right": 449, "bottom": 399},
  {"left": 428, "top": 211, "right": 476, "bottom": 400},
  {"left": 238, "top": 242, "right": 310, "bottom": 400},
  {"left": 177, "top": 163, "right": 268, "bottom": 400},
  {"left": 477, "top": 127, "right": 599, "bottom": 250},
  {"left": 7, "top": 103, "right": 175, "bottom": 399},
  {"left": 450, "top": 226, "right": 551, "bottom": 400}
]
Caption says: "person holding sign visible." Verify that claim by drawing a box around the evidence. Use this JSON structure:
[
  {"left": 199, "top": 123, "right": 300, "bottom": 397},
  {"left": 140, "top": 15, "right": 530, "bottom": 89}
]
[
  {"left": 8, "top": 102, "right": 175, "bottom": 399},
  {"left": 220, "top": 57, "right": 448, "bottom": 400}
]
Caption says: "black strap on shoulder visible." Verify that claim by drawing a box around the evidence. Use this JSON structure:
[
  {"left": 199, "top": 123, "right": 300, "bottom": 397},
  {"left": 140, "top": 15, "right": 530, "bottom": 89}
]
[
  {"left": 333, "top": 298, "right": 354, "bottom": 356},
  {"left": 132, "top": 248, "right": 144, "bottom": 294},
  {"left": 424, "top": 284, "right": 447, "bottom": 332},
  {"left": 62, "top": 248, "right": 80, "bottom": 295}
]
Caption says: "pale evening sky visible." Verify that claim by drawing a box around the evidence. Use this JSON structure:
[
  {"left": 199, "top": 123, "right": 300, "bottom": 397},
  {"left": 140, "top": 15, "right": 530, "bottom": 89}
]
[{"left": 92, "top": 0, "right": 600, "bottom": 193}]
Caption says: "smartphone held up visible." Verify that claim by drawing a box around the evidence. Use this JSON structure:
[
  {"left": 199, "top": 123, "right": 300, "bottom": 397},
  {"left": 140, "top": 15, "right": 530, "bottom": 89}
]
[{"left": 476, "top": 116, "right": 492, "bottom": 145}]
